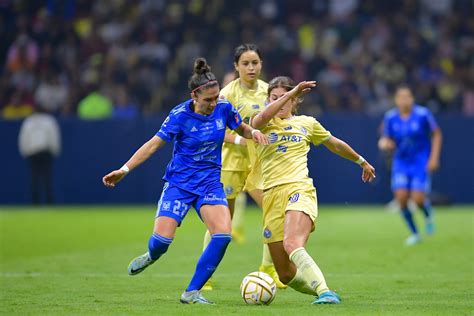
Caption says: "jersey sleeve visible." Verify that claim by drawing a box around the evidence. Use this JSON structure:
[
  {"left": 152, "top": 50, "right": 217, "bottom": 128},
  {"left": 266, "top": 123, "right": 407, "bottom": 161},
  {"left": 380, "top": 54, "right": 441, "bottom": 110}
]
[
  {"left": 225, "top": 102, "right": 242, "bottom": 130},
  {"left": 156, "top": 113, "right": 180, "bottom": 142},
  {"left": 310, "top": 118, "right": 331, "bottom": 145},
  {"left": 425, "top": 110, "right": 439, "bottom": 132}
]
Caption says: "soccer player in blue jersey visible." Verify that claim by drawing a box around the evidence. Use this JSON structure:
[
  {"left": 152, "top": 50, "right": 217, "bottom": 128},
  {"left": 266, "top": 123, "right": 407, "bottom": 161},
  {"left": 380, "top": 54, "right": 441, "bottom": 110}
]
[
  {"left": 102, "top": 58, "right": 268, "bottom": 304},
  {"left": 378, "top": 85, "right": 442, "bottom": 246}
]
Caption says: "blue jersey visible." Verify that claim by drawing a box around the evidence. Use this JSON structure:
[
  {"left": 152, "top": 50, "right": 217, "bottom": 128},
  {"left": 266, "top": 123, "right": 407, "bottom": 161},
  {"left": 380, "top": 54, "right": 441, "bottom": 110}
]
[
  {"left": 156, "top": 99, "right": 242, "bottom": 194},
  {"left": 383, "top": 105, "right": 438, "bottom": 165}
]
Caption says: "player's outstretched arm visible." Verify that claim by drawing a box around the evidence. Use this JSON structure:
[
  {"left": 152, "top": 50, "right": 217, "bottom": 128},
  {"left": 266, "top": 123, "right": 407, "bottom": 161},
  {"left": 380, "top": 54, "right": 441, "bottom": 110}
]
[
  {"left": 102, "top": 136, "right": 166, "bottom": 188},
  {"left": 251, "top": 81, "right": 317, "bottom": 130},
  {"left": 224, "top": 131, "right": 247, "bottom": 146},
  {"left": 235, "top": 123, "right": 269, "bottom": 145},
  {"left": 323, "top": 136, "right": 376, "bottom": 183}
]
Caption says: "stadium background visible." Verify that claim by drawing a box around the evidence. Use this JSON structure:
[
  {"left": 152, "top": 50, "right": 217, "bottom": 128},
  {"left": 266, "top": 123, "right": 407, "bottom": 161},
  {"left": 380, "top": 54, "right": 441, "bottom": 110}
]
[{"left": 1, "top": 0, "right": 473, "bottom": 204}]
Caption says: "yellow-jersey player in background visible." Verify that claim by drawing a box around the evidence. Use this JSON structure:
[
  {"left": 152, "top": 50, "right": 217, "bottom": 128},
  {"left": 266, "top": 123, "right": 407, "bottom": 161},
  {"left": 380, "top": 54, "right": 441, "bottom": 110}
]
[
  {"left": 202, "top": 44, "right": 285, "bottom": 290},
  {"left": 251, "top": 76, "right": 376, "bottom": 304}
]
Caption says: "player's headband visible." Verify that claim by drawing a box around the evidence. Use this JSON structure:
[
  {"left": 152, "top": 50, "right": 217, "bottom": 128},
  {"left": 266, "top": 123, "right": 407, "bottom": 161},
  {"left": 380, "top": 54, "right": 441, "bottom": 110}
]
[{"left": 192, "top": 80, "right": 218, "bottom": 94}]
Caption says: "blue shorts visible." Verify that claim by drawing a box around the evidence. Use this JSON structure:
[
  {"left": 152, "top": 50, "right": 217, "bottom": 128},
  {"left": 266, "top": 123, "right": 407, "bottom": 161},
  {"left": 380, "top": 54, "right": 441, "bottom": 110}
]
[
  {"left": 391, "top": 161, "right": 431, "bottom": 193},
  {"left": 155, "top": 182, "right": 228, "bottom": 226}
]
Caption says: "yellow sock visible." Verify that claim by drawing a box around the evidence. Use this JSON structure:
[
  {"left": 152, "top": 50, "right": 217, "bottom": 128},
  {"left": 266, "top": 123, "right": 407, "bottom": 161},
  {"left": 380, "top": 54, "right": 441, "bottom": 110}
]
[
  {"left": 232, "top": 192, "right": 246, "bottom": 231},
  {"left": 202, "top": 230, "right": 211, "bottom": 251},
  {"left": 261, "top": 244, "right": 273, "bottom": 266},
  {"left": 287, "top": 268, "right": 317, "bottom": 295},
  {"left": 289, "top": 247, "right": 329, "bottom": 296}
]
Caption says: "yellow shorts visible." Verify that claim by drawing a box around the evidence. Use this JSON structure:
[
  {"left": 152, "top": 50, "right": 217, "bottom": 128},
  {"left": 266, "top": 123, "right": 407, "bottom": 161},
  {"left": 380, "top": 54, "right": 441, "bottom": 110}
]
[
  {"left": 262, "top": 182, "right": 318, "bottom": 244},
  {"left": 243, "top": 162, "right": 263, "bottom": 192},
  {"left": 221, "top": 170, "right": 249, "bottom": 199}
]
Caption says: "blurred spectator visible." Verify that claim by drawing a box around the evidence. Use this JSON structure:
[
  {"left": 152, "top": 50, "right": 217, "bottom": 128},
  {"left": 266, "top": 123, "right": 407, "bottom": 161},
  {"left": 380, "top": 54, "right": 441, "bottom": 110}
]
[
  {"left": 112, "top": 86, "right": 139, "bottom": 119},
  {"left": 34, "top": 71, "right": 69, "bottom": 114},
  {"left": 18, "top": 106, "right": 61, "bottom": 205},
  {"left": 2, "top": 89, "right": 34, "bottom": 120},
  {"left": 77, "top": 84, "right": 113, "bottom": 120}
]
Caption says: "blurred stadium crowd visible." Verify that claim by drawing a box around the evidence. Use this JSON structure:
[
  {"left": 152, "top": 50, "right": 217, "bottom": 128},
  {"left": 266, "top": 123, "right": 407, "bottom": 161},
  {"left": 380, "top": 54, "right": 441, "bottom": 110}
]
[{"left": 1, "top": 0, "right": 473, "bottom": 119}]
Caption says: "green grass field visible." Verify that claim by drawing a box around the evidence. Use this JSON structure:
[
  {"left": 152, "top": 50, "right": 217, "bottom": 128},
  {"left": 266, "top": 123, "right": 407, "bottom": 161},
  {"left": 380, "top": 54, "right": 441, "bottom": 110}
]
[{"left": 0, "top": 205, "right": 473, "bottom": 315}]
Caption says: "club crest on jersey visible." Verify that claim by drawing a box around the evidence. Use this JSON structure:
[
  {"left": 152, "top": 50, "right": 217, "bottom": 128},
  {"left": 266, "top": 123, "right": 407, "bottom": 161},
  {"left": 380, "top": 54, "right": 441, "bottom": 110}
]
[
  {"left": 264, "top": 228, "right": 272, "bottom": 238},
  {"left": 225, "top": 186, "right": 234, "bottom": 195},
  {"left": 289, "top": 193, "right": 300, "bottom": 203},
  {"left": 216, "top": 119, "right": 224, "bottom": 130},
  {"left": 268, "top": 132, "right": 278, "bottom": 143}
]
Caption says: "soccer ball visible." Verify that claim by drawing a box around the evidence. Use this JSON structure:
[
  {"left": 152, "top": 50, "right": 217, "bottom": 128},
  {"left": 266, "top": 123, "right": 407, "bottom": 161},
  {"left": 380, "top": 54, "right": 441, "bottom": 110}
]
[{"left": 240, "top": 271, "right": 277, "bottom": 305}]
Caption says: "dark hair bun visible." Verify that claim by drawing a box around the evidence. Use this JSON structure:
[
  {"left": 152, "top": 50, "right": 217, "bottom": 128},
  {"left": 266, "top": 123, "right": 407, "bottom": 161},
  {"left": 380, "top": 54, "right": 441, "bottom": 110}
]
[{"left": 193, "top": 58, "right": 211, "bottom": 75}]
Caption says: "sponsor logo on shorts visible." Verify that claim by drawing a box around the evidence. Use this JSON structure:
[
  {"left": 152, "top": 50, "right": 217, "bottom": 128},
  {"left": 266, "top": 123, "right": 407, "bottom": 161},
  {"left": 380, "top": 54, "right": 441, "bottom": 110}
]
[
  {"left": 264, "top": 228, "right": 272, "bottom": 238},
  {"left": 203, "top": 194, "right": 226, "bottom": 202},
  {"left": 162, "top": 201, "right": 170, "bottom": 211},
  {"left": 289, "top": 193, "right": 300, "bottom": 203}
]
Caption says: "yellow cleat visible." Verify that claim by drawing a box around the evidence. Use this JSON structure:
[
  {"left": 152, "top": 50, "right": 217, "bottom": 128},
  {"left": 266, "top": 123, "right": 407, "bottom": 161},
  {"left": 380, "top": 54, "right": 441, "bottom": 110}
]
[
  {"left": 259, "top": 264, "right": 287, "bottom": 289},
  {"left": 201, "top": 278, "right": 213, "bottom": 291},
  {"left": 231, "top": 228, "right": 246, "bottom": 244}
]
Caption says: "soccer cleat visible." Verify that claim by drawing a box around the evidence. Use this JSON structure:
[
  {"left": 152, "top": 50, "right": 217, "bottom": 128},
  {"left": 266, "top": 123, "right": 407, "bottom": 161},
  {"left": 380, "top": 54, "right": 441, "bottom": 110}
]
[
  {"left": 231, "top": 228, "right": 245, "bottom": 244},
  {"left": 127, "top": 252, "right": 156, "bottom": 275},
  {"left": 405, "top": 234, "right": 422, "bottom": 246},
  {"left": 312, "top": 290, "right": 341, "bottom": 304},
  {"left": 180, "top": 290, "right": 214, "bottom": 305},
  {"left": 201, "top": 278, "right": 213, "bottom": 291},
  {"left": 259, "top": 264, "right": 287, "bottom": 289},
  {"left": 425, "top": 219, "right": 435, "bottom": 235}
]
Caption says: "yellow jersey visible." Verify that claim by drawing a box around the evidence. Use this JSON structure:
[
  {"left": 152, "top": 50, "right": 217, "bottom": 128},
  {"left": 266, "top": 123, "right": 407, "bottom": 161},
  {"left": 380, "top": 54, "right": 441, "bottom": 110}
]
[
  {"left": 256, "top": 115, "right": 331, "bottom": 190},
  {"left": 220, "top": 78, "right": 268, "bottom": 171}
]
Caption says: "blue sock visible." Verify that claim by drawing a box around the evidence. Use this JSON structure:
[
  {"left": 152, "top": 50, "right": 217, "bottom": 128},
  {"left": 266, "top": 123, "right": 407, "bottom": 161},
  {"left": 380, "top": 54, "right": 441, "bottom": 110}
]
[
  {"left": 186, "top": 233, "right": 232, "bottom": 292},
  {"left": 401, "top": 208, "right": 418, "bottom": 234},
  {"left": 419, "top": 201, "right": 432, "bottom": 219},
  {"left": 148, "top": 233, "right": 173, "bottom": 260}
]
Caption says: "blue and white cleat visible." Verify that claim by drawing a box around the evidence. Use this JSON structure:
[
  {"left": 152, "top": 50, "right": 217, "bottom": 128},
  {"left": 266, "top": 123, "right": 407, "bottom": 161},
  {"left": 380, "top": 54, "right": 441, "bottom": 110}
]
[
  {"left": 425, "top": 219, "right": 435, "bottom": 235},
  {"left": 405, "top": 234, "right": 422, "bottom": 246},
  {"left": 180, "top": 290, "right": 214, "bottom": 305},
  {"left": 312, "top": 290, "right": 341, "bottom": 304},
  {"left": 127, "top": 252, "right": 155, "bottom": 275}
]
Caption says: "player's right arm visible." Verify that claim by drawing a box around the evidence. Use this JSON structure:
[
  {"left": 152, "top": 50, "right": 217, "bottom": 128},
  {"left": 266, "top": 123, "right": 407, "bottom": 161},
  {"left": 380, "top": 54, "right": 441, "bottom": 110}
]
[
  {"left": 378, "top": 117, "right": 396, "bottom": 152},
  {"left": 252, "top": 81, "right": 316, "bottom": 129},
  {"left": 102, "top": 136, "right": 166, "bottom": 188}
]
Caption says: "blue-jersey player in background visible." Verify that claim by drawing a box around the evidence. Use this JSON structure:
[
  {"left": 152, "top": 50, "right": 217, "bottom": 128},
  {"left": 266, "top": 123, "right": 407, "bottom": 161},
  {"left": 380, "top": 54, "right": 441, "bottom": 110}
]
[
  {"left": 378, "top": 85, "right": 442, "bottom": 246},
  {"left": 102, "top": 58, "right": 268, "bottom": 304}
]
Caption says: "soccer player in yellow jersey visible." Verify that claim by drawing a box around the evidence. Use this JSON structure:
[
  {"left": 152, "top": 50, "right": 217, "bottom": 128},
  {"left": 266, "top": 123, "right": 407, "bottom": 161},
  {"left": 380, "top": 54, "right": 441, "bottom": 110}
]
[
  {"left": 202, "top": 44, "right": 285, "bottom": 290},
  {"left": 251, "top": 76, "right": 376, "bottom": 304}
]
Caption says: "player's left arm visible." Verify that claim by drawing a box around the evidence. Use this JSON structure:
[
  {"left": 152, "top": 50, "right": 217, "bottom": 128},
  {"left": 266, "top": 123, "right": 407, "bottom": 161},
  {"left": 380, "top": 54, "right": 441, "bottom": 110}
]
[
  {"left": 428, "top": 128, "right": 442, "bottom": 172},
  {"left": 235, "top": 123, "right": 269, "bottom": 145},
  {"left": 323, "top": 136, "right": 376, "bottom": 183}
]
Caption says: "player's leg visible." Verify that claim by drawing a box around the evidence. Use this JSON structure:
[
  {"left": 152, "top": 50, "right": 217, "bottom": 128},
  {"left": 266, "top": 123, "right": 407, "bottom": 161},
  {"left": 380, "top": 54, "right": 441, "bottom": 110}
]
[
  {"left": 232, "top": 192, "right": 247, "bottom": 242},
  {"left": 181, "top": 203, "right": 232, "bottom": 304},
  {"left": 128, "top": 183, "right": 191, "bottom": 275},
  {"left": 411, "top": 170, "right": 435, "bottom": 235},
  {"left": 395, "top": 189, "right": 420, "bottom": 245}
]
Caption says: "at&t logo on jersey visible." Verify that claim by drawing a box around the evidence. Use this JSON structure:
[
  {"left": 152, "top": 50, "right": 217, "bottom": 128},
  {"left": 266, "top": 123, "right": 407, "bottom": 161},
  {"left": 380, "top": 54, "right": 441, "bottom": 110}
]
[{"left": 268, "top": 132, "right": 278, "bottom": 143}]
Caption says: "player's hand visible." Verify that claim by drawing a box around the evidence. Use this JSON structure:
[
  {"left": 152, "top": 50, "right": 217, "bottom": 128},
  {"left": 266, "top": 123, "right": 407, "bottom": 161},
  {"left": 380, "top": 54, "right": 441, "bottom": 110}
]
[
  {"left": 361, "top": 161, "right": 376, "bottom": 183},
  {"left": 427, "top": 158, "right": 439, "bottom": 172},
  {"left": 240, "top": 137, "right": 247, "bottom": 147},
  {"left": 291, "top": 81, "right": 317, "bottom": 98},
  {"left": 378, "top": 137, "right": 395, "bottom": 151},
  {"left": 102, "top": 170, "right": 127, "bottom": 188},
  {"left": 252, "top": 130, "right": 269, "bottom": 145}
]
